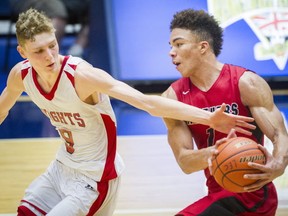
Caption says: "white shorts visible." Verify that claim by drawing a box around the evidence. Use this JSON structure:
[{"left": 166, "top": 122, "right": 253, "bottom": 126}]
[{"left": 19, "top": 160, "right": 121, "bottom": 216}]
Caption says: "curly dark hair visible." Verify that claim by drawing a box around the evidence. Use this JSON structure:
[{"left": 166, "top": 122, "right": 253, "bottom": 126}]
[{"left": 170, "top": 9, "right": 223, "bottom": 57}]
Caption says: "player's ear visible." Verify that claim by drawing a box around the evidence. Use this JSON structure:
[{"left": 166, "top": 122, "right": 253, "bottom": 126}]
[
  {"left": 17, "top": 45, "right": 27, "bottom": 59},
  {"left": 199, "top": 41, "right": 209, "bottom": 54}
]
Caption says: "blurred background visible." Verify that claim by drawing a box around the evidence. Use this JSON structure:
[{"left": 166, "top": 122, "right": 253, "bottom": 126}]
[
  {"left": 0, "top": 0, "right": 287, "bottom": 138},
  {"left": 0, "top": 0, "right": 287, "bottom": 214}
]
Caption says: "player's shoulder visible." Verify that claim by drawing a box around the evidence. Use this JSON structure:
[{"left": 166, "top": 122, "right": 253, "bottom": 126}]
[
  {"left": 9, "top": 60, "right": 27, "bottom": 78},
  {"left": 74, "top": 57, "right": 105, "bottom": 78},
  {"left": 69, "top": 55, "right": 93, "bottom": 72},
  {"left": 162, "top": 86, "right": 177, "bottom": 100},
  {"left": 239, "top": 70, "right": 272, "bottom": 105},
  {"left": 240, "top": 70, "right": 267, "bottom": 88},
  {"left": 73, "top": 58, "right": 107, "bottom": 89},
  {"left": 171, "top": 77, "right": 190, "bottom": 92},
  {"left": 6, "top": 61, "right": 26, "bottom": 91}
]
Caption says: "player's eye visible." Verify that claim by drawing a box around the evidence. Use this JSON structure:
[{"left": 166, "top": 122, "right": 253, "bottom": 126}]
[
  {"left": 176, "top": 43, "right": 184, "bottom": 48},
  {"left": 49, "top": 43, "right": 56, "bottom": 49}
]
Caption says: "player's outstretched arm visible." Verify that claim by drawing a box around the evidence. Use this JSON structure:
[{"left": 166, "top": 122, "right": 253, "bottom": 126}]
[
  {"left": 75, "top": 64, "right": 255, "bottom": 135},
  {"left": 160, "top": 86, "right": 255, "bottom": 135}
]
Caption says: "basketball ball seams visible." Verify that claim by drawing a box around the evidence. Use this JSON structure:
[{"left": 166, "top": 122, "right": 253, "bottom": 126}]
[
  {"left": 211, "top": 137, "right": 266, "bottom": 192},
  {"left": 221, "top": 169, "right": 262, "bottom": 187},
  {"left": 212, "top": 147, "right": 263, "bottom": 175},
  {"left": 216, "top": 137, "right": 239, "bottom": 154},
  {"left": 211, "top": 137, "right": 240, "bottom": 175},
  {"left": 216, "top": 147, "right": 264, "bottom": 167}
]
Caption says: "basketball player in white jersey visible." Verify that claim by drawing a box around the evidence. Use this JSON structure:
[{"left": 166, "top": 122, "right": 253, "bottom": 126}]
[{"left": 0, "top": 9, "right": 255, "bottom": 216}]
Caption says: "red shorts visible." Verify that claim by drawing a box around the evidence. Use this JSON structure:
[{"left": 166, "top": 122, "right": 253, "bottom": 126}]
[{"left": 176, "top": 182, "right": 277, "bottom": 216}]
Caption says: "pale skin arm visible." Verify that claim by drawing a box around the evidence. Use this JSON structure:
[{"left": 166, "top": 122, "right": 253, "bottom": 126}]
[
  {"left": 74, "top": 61, "right": 255, "bottom": 134},
  {"left": 0, "top": 63, "right": 25, "bottom": 124},
  {"left": 238, "top": 71, "right": 288, "bottom": 192},
  {"left": 162, "top": 71, "right": 288, "bottom": 180}
]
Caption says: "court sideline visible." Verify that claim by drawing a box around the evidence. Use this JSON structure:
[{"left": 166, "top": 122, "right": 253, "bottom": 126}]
[{"left": 0, "top": 136, "right": 287, "bottom": 215}]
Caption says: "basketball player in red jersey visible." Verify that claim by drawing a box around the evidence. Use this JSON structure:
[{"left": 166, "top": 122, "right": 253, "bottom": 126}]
[
  {"left": 0, "top": 9, "right": 255, "bottom": 216},
  {"left": 162, "top": 9, "right": 288, "bottom": 216}
]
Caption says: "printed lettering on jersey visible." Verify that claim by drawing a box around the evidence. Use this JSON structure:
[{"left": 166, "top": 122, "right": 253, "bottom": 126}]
[
  {"left": 42, "top": 109, "right": 86, "bottom": 127},
  {"left": 186, "top": 103, "right": 239, "bottom": 125}
]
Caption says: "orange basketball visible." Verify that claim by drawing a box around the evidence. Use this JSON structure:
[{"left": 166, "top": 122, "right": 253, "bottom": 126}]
[{"left": 211, "top": 137, "right": 266, "bottom": 193}]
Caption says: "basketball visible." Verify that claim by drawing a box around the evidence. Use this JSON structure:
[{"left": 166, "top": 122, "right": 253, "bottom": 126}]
[{"left": 211, "top": 137, "right": 266, "bottom": 193}]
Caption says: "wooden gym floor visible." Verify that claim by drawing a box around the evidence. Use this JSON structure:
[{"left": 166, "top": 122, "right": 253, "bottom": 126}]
[{"left": 0, "top": 135, "right": 287, "bottom": 216}]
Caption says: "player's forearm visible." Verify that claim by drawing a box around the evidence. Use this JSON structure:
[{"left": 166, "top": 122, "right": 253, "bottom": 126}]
[
  {"left": 177, "top": 148, "right": 212, "bottom": 174},
  {"left": 111, "top": 85, "right": 213, "bottom": 126},
  {"left": 273, "top": 133, "right": 288, "bottom": 172},
  {"left": 146, "top": 95, "right": 212, "bottom": 125},
  {"left": 0, "top": 88, "right": 22, "bottom": 125},
  {"left": 0, "top": 94, "right": 10, "bottom": 125},
  {"left": 166, "top": 125, "right": 211, "bottom": 174},
  {"left": 0, "top": 112, "right": 8, "bottom": 125}
]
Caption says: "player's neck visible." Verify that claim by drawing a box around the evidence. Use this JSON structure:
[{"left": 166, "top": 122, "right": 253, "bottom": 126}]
[
  {"left": 35, "top": 68, "right": 61, "bottom": 93},
  {"left": 190, "top": 61, "right": 223, "bottom": 91}
]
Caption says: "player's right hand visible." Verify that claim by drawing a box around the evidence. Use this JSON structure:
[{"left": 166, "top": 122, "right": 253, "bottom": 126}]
[{"left": 208, "top": 129, "right": 237, "bottom": 175}]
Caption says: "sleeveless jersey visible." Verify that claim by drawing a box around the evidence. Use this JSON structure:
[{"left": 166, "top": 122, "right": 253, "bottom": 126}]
[
  {"left": 171, "top": 64, "right": 263, "bottom": 192},
  {"left": 21, "top": 56, "right": 125, "bottom": 182}
]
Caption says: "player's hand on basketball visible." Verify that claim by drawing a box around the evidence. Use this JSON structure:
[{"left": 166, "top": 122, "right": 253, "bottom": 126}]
[
  {"left": 208, "top": 129, "right": 237, "bottom": 175},
  {"left": 243, "top": 144, "right": 284, "bottom": 192},
  {"left": 210, "top": 103, "right": 256, "bottom": 136}
]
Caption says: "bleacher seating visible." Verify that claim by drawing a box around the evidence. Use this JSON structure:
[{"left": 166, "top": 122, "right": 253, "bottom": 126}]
[
  {"left": 0, "top": 0, "right": 14, "bottom": 72},
  {"left": 0, "top": 0, "right": 81, "bottom": 74}
]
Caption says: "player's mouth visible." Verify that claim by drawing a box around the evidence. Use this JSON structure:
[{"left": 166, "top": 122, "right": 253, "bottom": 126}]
[
  {"left": 173, "top": 61, "right": 181, "bottom": 69},
  {"left": 47, "top": 63, "right": 55, "bottom": 68}
]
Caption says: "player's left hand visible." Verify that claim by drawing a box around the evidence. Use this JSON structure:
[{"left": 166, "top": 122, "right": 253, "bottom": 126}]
[
  {"left": 243, "top": 144, "right": 285, "bottom": 192},
  {"left": 209, "top": 103, "right": 256, "bottom": 136}
]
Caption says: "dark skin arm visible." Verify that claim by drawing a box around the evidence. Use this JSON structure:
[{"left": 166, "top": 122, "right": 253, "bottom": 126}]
[
  {"left": 161, "top": 86, "right": 254, "bottom": 174},
  {"left": 162, "top": 72, "right": 288, "bottom": 187},
  {"left": 239, "top": 71, "right": 288, "bottom": 192}
]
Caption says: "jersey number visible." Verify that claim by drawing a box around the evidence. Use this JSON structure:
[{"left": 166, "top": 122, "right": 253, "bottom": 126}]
[
  {"left": 59, "top": 129, "right": 75, "bottom": 154},
  {"left": 206, "top": 128, "right": 215, "bottom": 147}
]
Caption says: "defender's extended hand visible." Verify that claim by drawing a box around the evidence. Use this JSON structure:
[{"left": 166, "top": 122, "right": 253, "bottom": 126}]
[{"left": 209, "top": 103, "right": 256, "bottom": 135}]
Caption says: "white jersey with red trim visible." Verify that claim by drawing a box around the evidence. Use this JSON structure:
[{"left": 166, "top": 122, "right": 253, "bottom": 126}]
[{"left": 21, "top": 56, "right": 125, "bottom": 182}]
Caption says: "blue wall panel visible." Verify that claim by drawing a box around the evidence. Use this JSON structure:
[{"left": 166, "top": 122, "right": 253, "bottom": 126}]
[{"left": 0, "top": 96, "right": 287, "bottom": 138}]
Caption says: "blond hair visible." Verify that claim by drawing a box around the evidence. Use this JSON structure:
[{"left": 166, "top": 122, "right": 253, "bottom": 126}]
[{"left": 16, "top": 8, "right": 55, "bottom": 47}]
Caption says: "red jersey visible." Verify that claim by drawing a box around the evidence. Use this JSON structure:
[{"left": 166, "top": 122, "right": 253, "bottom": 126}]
[{"left": 171, "top": 64, "right": 263, "bottom": 192}]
